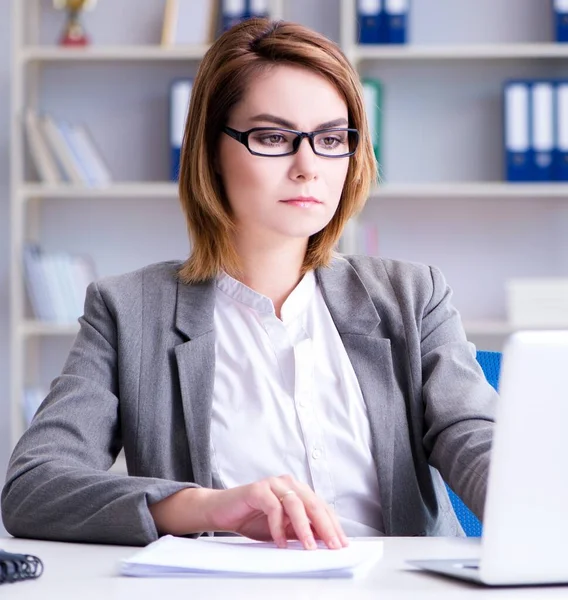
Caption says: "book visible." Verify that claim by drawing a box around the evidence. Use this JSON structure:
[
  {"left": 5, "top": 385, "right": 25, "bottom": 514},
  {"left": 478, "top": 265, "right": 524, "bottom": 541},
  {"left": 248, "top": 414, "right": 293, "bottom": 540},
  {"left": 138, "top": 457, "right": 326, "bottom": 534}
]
[
  {"left": 24, "top": 110, "right": 62, "bottom": 184},
  {"left": 40, "top": 115, "right": 87, "bottom": 184},
  {"left": 23, "top": 244, "right": 97, "bottom": 323},
  {"left": 161, "top": 0, "right": 217, "bottom": 45},
  {"left": 121, "top": 536, "right": 383, "bottom": 579},
  {"left": 64, "top": 123, "right": 112, "bottom": 186}
]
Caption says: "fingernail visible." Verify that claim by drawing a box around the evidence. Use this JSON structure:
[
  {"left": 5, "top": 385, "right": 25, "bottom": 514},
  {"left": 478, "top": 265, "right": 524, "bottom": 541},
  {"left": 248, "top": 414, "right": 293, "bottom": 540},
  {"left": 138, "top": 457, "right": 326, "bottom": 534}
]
[
  {"left": 305, "top": 535, "right": 317, "bottom": 550},
  {"left": 328, "top": 537, "right": 341, "bottom": 549}
]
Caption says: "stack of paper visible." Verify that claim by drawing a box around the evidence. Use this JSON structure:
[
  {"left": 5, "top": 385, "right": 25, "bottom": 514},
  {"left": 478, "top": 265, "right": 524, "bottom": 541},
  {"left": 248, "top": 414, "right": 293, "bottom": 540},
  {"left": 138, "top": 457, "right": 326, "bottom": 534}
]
[{"left": 121, "top": 536, "right": 383, "bottom": 579}]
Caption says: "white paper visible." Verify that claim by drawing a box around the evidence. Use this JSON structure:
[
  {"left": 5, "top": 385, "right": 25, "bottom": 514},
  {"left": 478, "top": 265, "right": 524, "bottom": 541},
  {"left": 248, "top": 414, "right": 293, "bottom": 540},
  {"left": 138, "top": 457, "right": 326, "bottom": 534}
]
[{"left": 121, "top": 536, "right": 383, "bottom": 579}]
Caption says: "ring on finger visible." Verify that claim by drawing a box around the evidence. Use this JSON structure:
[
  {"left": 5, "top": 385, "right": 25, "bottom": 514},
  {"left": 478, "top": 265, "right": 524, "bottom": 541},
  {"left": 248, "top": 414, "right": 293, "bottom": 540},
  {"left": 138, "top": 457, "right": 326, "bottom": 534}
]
[{"left": 278, "top": 490, "right": 297, "bottom": 504}]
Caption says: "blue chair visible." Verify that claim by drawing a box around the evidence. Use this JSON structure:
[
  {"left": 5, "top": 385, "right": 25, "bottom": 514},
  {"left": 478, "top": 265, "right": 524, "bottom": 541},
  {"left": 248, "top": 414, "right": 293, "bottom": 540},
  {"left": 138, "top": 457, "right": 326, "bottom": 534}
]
[{"left": 444, "top": 350, "right": 502, "bottom": 537}]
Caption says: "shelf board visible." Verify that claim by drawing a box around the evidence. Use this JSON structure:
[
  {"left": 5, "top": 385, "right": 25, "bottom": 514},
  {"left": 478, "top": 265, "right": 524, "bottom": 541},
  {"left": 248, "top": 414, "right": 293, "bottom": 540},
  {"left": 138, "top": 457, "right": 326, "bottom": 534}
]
[
  {"left": 18, "top": 319, "right": 565, "bottom": 338},
  {"left": 355, "top": 43, "right": 568, "bottom": 61},
  {"left": 21, "top": 182, "right": 179, "bottom": 200},
  {"left": 371, "top": 182, "right": 568, "bottom": 199},
  {"left": 20, "top": 43, "right": 568, "bottom": 64},
  {"left": 20, "top": 321, "right": 80, "bottom": 337},
  {"left": 19, "top": 182, "right": 568, "bottom": 201},
  {"left": 463, "top": 320, "right": 568, "bottom": 336},
  {"left": 20, "top": 45, "right": 210, "bottom": 63}
]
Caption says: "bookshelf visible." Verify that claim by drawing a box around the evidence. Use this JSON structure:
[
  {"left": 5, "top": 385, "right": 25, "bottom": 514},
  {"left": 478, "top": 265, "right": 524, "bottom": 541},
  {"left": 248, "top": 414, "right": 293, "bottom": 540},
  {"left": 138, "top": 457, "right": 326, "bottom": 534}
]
[
  {"left": 9, "top": 0, "right": 568, "bottom": 449},
  {"left": 9, "top": 0, "right": 286, "bottom": 450}
]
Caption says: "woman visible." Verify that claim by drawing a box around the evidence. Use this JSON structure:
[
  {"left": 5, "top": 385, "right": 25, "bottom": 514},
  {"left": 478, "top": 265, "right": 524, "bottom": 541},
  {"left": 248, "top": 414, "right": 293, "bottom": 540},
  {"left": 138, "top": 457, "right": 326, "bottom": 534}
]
[{"left": 2, "top": 18, "right": 496, "bottom": 549}]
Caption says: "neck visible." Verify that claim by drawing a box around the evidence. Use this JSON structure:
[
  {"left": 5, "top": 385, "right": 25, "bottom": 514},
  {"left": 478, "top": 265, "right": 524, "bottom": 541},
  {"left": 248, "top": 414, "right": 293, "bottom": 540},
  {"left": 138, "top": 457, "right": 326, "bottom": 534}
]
[{"left": 231, "top": 235, "right": 309, "bottom": 318}]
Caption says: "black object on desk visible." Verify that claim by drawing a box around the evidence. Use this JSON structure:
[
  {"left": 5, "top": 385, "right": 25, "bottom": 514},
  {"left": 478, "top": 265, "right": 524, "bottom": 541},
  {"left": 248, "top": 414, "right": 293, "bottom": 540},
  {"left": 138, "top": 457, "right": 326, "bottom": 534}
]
[{"left": 0, "top": 549, "right": 43, "bottom": 584}]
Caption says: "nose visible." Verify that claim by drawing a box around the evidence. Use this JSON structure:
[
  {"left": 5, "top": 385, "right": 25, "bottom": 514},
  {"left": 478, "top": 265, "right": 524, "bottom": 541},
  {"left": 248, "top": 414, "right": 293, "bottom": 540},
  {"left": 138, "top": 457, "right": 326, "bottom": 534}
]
[{"left": 288, "top": 136, "right": 318, "bottom": 182}]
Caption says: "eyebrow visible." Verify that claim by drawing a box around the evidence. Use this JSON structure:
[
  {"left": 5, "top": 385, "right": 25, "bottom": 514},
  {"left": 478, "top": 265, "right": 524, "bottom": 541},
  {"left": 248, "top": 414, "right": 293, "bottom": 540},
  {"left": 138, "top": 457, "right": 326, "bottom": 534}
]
[{"left": 249, "top": 113, "right": 349, "bottom": 130}]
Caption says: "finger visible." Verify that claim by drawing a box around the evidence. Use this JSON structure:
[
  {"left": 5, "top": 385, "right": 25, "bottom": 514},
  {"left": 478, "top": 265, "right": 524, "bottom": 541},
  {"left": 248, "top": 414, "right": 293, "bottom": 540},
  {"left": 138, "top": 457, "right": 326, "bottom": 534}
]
[
  {"left": 251, "top": 484, "right": 287, "bottom": 548},
  {"left": 325, "top": 505, "right": 349, "bottom": 547},
  {"left": 279, "top": 492, "right": 317, "bottom": 550},
  {"left": 261, "top": 494, "right": 289, "bottom": 548},
  {"left": 299, "top": 495, "right": 342, "bottom": 550}
]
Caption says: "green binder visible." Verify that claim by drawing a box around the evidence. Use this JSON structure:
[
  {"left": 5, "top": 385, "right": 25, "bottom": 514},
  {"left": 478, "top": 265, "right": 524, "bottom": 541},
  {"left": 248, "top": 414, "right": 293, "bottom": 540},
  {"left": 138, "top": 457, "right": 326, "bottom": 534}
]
[{"left": 362, "top": 78, "right": 383, "bottom": 177}]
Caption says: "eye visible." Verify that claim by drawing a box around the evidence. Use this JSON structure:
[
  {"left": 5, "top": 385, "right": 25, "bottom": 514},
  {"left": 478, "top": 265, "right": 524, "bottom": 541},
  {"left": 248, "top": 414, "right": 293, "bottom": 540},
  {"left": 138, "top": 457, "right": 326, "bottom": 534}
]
[{"left": 261, "top": 134, "right": 286, "bottom": 144}]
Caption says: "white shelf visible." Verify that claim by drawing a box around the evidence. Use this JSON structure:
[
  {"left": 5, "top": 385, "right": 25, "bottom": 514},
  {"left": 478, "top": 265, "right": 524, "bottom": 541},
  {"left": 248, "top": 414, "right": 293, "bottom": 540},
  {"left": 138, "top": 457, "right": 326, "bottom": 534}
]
[
  {"left": 16, "top": 318, "right": 567, "bottom": 340},
  {"left": 20, "top": 320, "right": 80, "bottom": 338},
  {"left": 463, "top": 320, "right": 568, "bottom": 336},
  {"left": 19, "top": 181, "right": 568, "bottom": 201},
  {"left": 21, "top": 182, "right": 179, "bottom": 200},
  {"left": 371, "top": 182, "right": 568, "bottom": 199},
  {"left": 21, "top": 45, "right": 210, "bottom": 63},
  {"left": 355, "top": 43, "right": 568, "bottom": 62},
  {"left": 20, "top": 43, "right": 568, "bottom": 65}
]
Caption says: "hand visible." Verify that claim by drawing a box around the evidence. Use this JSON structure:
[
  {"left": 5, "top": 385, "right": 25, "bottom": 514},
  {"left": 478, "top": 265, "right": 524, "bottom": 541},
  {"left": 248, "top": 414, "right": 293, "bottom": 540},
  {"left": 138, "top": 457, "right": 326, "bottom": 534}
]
[{"left": 204, "top": 474, "right": 349, "bottom": 550}]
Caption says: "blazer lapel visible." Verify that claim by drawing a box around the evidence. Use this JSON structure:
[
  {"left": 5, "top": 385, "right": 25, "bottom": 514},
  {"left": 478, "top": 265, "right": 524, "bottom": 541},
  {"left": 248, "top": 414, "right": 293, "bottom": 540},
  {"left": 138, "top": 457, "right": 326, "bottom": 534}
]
[
  {"left": 174, "top": 278, "right": 216, "bottom": 489},
  {"left": 316, "top": 258, "right": 396, "bottom": 534}
]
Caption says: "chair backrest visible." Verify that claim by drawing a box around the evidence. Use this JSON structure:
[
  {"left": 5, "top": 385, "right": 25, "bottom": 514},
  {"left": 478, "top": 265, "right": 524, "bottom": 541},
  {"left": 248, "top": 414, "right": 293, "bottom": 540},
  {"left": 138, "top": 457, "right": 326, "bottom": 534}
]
[{"left": 444, "top": 350, "right": 501, "bottom": 537}]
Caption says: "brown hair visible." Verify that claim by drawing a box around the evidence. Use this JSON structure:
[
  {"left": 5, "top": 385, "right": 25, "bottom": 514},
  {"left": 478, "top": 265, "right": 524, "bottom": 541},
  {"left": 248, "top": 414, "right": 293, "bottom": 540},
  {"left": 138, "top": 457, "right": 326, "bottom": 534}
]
[{"left": 178, "top": 18, "right": 377, "bottom": 283}]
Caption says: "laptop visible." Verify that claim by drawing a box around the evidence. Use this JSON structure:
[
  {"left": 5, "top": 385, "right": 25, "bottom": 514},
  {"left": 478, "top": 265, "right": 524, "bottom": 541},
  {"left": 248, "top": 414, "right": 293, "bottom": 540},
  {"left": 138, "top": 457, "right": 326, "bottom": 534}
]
[{"left": 408, "top": 330, "right": 568, "bottom": 586}]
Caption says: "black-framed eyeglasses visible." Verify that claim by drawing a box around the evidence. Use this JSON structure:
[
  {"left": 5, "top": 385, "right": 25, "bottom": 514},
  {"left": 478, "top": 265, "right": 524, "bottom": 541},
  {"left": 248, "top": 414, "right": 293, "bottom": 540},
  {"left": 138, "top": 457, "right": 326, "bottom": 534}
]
[{"left": 222, "top": 126, "right": 359, "bottom": 158}]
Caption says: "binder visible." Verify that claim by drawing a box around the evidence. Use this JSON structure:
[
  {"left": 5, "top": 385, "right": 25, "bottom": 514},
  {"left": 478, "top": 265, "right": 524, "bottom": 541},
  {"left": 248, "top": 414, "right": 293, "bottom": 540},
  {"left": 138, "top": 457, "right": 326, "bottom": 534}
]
[
  {"left": 357, "top": 0, "right": 383, "bottom": 45},
  {"left": 554, "top": 81, "right": 568, "bottom": 180},
  {"left": 384, "top": 0, "right": 408, "bottom": 44},
  {"left": 362, "top": 78, "right": 383, "bottom": 174},
  {"left": 530, "top": 81, "right": 554, "bottom": 181},
  {"left": 248, "top": 0, "right": 269, "bottom": 18},
  {"left": 554, "top": 0, "right": 568, "bottom": 42},
  {"left": 221, "top": 0, "right": 247, "bottom": 31},
  {"left": 504, "top": 81, "right": 531, "bottom": 182},
  {"left": 170, "top": 79, "right": 193, "bottom": 181}
]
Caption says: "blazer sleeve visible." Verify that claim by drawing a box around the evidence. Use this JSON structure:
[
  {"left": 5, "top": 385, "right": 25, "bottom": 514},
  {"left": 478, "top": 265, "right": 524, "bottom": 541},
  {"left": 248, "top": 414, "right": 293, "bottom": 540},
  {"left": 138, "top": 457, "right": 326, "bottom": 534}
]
[
  {"left": 1, "top": 281, "right": 198, "bottom": 546},
  {"left": 420, "top": 265, "right": 497, "bottom": 521}
]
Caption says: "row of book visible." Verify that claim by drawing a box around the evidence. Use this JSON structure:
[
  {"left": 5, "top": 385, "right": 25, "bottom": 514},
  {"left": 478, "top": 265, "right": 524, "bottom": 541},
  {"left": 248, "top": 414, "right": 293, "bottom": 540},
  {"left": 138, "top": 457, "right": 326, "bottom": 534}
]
[
  {"left": 161, "top": 0, "right": 269, "bottom": 46},
  {"left": 23, "top": 245, "right": 97, "bottom": 323},
  {"left": 169, "top": 78, "right": 384, "bottom": 181},
  {"left": 357, "top": 0, "right": 409, "bottom": 45},
  {"left": 25, "top": 110, "right": 112, "bottom": 186},
  {"left": 504, "top": 80, "right": 568, "bottom": 182}
]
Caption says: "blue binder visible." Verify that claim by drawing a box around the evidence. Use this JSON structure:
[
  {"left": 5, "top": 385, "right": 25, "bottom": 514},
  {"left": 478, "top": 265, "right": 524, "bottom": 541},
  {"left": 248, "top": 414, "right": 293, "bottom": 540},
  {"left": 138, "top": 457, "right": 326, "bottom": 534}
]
[
  {"left": 530, "top": 80, "right": 554, "bottom": 181},
  {"left": 170, "top": 79, "right": 193, "bottom": 181},
  {"left": 553, "top": 81, "right": 568, "bottom": 180},
  {"left": 221, "top": 0, "right": 248, "bottom": 32},
  {"left": 503, "top": 80, "right": 532, "bottom": 182},
  {"left": 357, "top": 0, "right": 383, "bottom": 44},
  {"left": 554, "top": 0, "right": 568, "bottom": 42},
  {"left": 384, "top": 0, "right": 409, "bottom": 44}
]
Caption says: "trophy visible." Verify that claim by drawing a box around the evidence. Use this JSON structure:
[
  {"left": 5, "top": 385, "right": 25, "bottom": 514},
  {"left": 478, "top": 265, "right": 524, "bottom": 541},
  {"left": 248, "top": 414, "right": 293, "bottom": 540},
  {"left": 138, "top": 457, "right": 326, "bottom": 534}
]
[{"left": 53, "top": 0, "right": 98, "bottom": 46}]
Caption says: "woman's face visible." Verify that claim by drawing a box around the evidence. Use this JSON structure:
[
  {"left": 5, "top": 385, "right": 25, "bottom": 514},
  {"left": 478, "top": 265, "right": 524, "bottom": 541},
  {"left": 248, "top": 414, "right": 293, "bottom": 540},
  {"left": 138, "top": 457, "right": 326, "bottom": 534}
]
[{"left": 217, "top": 65, "right": 351, "bottom": 245}]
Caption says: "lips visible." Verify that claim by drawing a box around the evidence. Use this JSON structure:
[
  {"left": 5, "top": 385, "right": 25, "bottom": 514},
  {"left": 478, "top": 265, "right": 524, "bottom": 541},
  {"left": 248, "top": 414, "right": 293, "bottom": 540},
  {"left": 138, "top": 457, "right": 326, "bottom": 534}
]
[{"left": 280, "top": 196, "right": 322, "bottom": 204}]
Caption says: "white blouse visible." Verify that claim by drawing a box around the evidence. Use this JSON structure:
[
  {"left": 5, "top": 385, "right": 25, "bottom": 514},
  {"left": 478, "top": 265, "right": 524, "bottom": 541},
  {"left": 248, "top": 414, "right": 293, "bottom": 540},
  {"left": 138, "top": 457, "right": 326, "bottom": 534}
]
[{"left": 210, "top": 270, "right": 384, "bottom": 535}]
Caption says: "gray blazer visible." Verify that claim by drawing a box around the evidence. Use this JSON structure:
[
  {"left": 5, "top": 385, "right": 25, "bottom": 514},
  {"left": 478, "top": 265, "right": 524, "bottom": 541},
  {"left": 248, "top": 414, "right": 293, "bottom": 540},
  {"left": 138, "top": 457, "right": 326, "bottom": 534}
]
[{"left": 2, "top": 256, "right": 497, "bottom": 546}]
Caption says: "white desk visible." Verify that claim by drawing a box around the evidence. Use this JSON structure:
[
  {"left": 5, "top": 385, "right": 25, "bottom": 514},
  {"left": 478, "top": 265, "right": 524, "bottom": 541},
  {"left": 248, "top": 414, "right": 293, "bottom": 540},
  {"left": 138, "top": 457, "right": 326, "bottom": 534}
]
[{"left": 0, "top": 536, "right": 566, "bottom": 599}]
